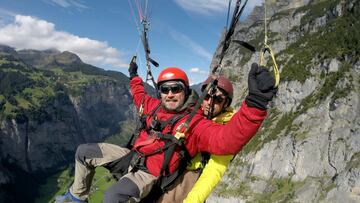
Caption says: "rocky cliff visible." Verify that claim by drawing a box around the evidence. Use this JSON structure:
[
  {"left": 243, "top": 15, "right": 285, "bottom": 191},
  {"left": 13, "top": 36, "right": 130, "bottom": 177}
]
[
  {"left": 208, "top": 0, "right": 360, "bottom": 202},
  {"left": 0, "top": 45, "right": 151, "bottom": 202}
]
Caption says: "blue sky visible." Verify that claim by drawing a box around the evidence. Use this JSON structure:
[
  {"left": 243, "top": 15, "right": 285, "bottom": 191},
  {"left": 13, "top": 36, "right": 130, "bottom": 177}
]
[{"left": 0, "top": 0, "right": 262, "bottom": 85}]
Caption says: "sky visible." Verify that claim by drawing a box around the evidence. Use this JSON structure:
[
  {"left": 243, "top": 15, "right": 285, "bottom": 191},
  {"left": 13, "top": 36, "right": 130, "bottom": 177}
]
[{"left": 0, "top": 0, "right": 263, "bottom": 85}]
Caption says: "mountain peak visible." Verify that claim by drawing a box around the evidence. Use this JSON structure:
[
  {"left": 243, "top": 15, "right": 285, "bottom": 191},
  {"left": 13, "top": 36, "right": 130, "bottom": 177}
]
[
  {"left": 17, "top": 49, "right": 82, "bottom": 69},
  {"left": 43, "top": 48, "right": 61, "bottom": 55},
  {"left": 56, "top": 51, "right": 82, "bottom": 64},
  {"left": 0, "top": 44, "right": 17, "bottom": 55}
]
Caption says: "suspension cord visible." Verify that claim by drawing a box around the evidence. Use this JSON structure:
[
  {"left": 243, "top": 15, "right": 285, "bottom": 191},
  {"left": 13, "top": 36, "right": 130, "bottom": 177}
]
[
  {"left": 260, "top": 0, "right": 280, "bottom": 87},
  {"left": 129, "top": 0, "right": 159, "bottom": 90},
  {"left": 175, "top": 0, "right": 249, "bottom": 137},
  {"left": 225, "top": 0, "right": 232, "bottom": 29},
  {"left": 204, "top": 0, "right": 248, "bottom": 119},
  {"left": 141, "top": 18, "right": 157, "bottom": 88},
  {"left": 128, "top": 0, "right": 160, "bottom": 116}
]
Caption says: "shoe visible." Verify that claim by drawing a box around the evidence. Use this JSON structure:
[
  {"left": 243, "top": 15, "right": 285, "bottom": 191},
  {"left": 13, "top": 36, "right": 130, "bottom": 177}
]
[{"left": 55, "top": 191, "right": 87, "bottom": 203}]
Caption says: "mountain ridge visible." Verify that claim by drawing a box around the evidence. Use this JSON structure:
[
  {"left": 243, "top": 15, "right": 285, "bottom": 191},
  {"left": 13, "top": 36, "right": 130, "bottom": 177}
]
[{"left": 0, "top": 45, "right": 153, "bottom": 202}]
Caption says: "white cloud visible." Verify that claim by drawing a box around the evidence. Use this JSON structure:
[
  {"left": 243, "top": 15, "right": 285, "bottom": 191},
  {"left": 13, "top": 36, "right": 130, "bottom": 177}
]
[
  {"left": 170, "top": 30, "right": 212, "bottom": 61},
  {"left": 49, "top": 0, "right": 88, "bottom": 9},
  {"left": 189, "top": 67, "right": 208, "bottom": 75},
  {"left": 0, "top": 15, "right": 127, "bottom": 68},
  {"left": 174, "top": 0, "right": 263, "bottom": 16},
  {"left": 174, "top": 0, "right": 228, "bottom": 15}
]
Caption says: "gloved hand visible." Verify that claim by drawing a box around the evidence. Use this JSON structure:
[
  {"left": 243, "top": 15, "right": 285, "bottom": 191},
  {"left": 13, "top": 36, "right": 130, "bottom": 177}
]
[
  {"left": 128, "top": 60, "right": 138, "bottom": 79},
  {"left": 245, "top": 63, "right": 277, "bottom": 110}
]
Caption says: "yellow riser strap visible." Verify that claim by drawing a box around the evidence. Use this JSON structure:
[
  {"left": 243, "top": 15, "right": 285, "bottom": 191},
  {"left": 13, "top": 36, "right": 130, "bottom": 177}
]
[{"left": 260, "top": 44, "right": 280, "bottom": 88}]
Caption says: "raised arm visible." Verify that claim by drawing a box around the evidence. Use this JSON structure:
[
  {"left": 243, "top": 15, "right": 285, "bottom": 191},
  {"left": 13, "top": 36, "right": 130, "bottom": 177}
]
[
  {"left": 129, "top": 61, "right": 159, "bottom": 113},
  {"left": 187, "top": 63, "right": 277, "bottom": 155},
  {"left": 188, "top": 101, "right": 266, "bottom": 155}
]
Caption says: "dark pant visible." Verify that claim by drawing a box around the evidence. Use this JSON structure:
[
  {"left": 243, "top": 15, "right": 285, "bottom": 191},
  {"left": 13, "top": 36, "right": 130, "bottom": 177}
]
[{"left": 103, "top": 177, "right": 140, "bottom": 203}]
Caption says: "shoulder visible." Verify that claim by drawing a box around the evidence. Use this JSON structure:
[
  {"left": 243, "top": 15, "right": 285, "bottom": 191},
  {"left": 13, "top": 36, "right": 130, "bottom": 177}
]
[{"left": 212, "top": 107, "right": 236, "bottom": 124}]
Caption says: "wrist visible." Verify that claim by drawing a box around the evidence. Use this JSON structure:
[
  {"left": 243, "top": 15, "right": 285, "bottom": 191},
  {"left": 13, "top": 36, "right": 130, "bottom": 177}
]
[
  {"left": 129, "top": 72, "right": 138, "bottom": 79},
  {"left": 245, "top": 95, "right": 268, "bottom": 110}
]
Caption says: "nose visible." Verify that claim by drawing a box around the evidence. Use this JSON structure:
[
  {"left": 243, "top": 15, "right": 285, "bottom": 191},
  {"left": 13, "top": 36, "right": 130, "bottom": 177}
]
[
  {"left": 167, "top": 90, "right": 175, "bottom": 96},
  {"left": 205, "top": 97, "right": 212, "bottom": 104}
]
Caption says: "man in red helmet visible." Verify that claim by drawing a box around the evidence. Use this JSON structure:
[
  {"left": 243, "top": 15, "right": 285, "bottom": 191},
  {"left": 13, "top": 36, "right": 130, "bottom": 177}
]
[{"left": 56, "top": 59, "right": 276, "bottom": 203}]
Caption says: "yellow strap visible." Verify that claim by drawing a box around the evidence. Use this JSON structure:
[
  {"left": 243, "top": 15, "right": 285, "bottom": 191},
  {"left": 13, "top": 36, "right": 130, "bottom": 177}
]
[
  {"left": 138, "top": 95, "right": 145, "bottom": 117},
  {"left": 174, "top": 131, "right": 185, "bottom": 139},
  {"left": 260, "top": 0, "right": 280, "bottom": 88},
  {"left": 260, "top": 44, "right": 280, "bottom": 87},
  {"left": 139, "top": 103, "right": 144, "bottom": 116}
]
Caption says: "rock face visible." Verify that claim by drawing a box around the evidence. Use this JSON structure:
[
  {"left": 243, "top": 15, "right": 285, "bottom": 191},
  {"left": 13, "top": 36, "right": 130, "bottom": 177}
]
[
  {"left": 209, "top": 0, "right": 360, "bottom": 202},
  {"left": 0, "top": 46, "right": 152, "bottom": 202},
  {"left": 0, "top": 81, "right": 134, "bottom": 172}
]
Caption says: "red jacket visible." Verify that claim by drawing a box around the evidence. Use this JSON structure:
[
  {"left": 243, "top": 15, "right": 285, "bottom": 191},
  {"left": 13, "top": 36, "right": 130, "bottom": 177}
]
[{"left": 130, "top": 76, "right": 266, "bottom": 177}]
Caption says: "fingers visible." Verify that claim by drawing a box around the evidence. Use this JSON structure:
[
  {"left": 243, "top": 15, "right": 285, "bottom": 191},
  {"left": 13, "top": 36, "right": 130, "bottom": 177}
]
[
  {"left": 249, "top": 63, "right": 259, "bottom": 76},
  {"left": 246, "top": 63, "right": 278, "bottom": 109},
  {"left": 257, "top": 70, "right": 275, "bottom": 91},
  {"left": 129, "top": 61, "right": 138, "bottom": 70},
  {"left": 128, "top": 59, "right": 139, "bottom": 78},
  {"left": 249, "top": 63, "right": 269, "bottom": 78},
  {"left": 249, "top": 63, "right": 275, "bottom": 92}
]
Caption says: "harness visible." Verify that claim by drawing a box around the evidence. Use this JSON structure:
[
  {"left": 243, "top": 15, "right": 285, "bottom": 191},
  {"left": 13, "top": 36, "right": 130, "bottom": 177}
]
[
  {"left": 133, "top": 104, "right": 192, "bottom": 189},
  {"left": 106, "top": 103, "right": 192, "bottom": 191}
]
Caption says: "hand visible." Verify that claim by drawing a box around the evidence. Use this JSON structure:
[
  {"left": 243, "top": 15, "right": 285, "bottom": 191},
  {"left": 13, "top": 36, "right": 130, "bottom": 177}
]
[
  {"left": 128, "top": 59, "right": 138, "bottom": 79},
  {"left": 245, "top": 63, "right": 277, "bottom": 110}
]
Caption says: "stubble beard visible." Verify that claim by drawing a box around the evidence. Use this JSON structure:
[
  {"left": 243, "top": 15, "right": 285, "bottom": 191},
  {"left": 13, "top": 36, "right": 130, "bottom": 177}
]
[{"left": 163, "top": 100, "right": 184, "bottom": 111}]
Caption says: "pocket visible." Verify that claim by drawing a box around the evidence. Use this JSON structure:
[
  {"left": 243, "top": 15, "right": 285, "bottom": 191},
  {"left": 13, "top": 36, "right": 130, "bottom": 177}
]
[{"left": 134, "top": 137, "right": 164, "bottom": 156}]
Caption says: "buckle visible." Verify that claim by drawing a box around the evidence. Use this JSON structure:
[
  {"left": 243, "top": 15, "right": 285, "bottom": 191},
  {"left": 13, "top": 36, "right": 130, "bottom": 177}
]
[{"left": 174, "top": 123, "right": 188, "bottom": 139}]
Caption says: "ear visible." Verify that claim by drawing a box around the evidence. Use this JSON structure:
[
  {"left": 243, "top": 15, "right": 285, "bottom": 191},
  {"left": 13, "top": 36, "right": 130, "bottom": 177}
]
[
  {"left": 224, "top": 98, "right": 231, "bottom": 108},
  {"left": 186, "top": 87, "right": 190, "bottom": 96}
]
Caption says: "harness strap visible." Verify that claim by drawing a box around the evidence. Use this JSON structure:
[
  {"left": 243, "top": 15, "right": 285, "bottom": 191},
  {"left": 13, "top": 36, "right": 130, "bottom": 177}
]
[
  {"left": 200, "top": 152, "right": 210, "bottom": 168},
  {"left": 133, "top": 132, "right": 180, "bottom": 156},
  {"left": 161, "top": 142, "right": 176, "bottom": 175},
  {"left": 126, "top": 103, "right": 162, "bottom": 149},
  {"left": 158, "top": 139, "right": 191, "bottom": 191},
  {"left": 158, "top": 111, "right": 190, "bottom": 132}
]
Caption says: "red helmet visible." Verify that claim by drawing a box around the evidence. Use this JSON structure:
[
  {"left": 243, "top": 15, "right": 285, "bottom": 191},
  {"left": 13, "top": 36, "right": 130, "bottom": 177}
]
[
  {"left": 157, "top": 67, "right": 189, "bottom": 86},
  {"left": 202, "top": 75, "right": 233, "bottom": 99}
]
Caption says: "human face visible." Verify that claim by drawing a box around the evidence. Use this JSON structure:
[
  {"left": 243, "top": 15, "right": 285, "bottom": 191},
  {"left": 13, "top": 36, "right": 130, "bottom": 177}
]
[
  {"left": 160, "top": 82, "right": 186, "bottom": 111},
  {"left": 201, "top": 88, "right": 227, "bottom": 118}
]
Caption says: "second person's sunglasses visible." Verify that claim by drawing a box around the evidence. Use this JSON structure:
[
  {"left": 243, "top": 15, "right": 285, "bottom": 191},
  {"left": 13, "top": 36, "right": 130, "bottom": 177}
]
[{"left": 204, "top": 94, "right": 226, "bottom": 104}]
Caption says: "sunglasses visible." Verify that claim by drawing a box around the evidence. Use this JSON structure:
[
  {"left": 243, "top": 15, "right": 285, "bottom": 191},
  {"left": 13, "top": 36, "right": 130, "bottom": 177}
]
[
  {"left": 160, "top": 84, "right": 184, "bottom": 94},
  {"left": 204, "top": 94, "right": 226, "bottom": 104}
]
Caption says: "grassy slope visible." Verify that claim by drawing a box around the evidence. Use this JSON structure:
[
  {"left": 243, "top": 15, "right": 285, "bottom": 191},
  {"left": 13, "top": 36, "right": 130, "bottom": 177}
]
[{"left": 35, "top": 167, "right": 115, "bottom": 203}]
